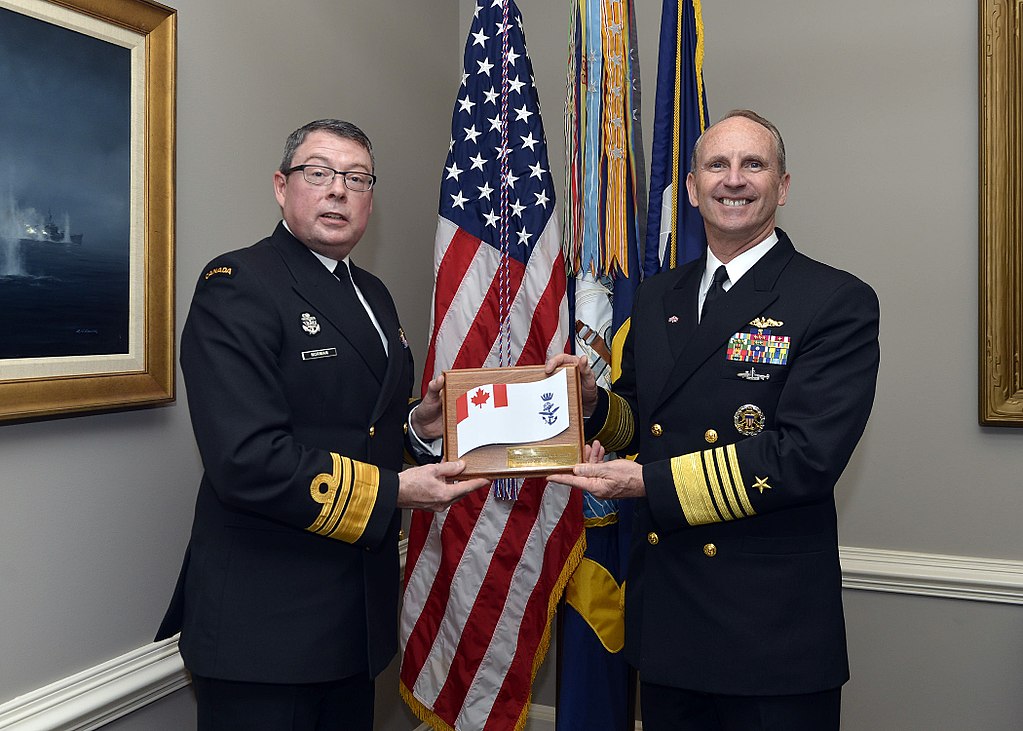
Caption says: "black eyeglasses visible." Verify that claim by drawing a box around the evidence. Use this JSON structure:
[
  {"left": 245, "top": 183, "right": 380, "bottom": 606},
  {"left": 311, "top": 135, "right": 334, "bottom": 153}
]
[{"left": 284, "top": 165, "right": 377, "bottom": 191}]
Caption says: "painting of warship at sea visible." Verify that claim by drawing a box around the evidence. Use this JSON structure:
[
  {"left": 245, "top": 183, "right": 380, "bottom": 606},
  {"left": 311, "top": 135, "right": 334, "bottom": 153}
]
[
  {"left": 0, "top": 224, "right": 128, "bottom": 360},
  {"left": 0, "top": 4, "right": 131, "bottom": 361}
]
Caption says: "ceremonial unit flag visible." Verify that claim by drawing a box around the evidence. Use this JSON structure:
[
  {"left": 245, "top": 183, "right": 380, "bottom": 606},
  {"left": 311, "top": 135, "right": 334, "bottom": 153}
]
[
  {"left": 454, "top": 370, "right": 570, "bottom": 457},
  {"left": 399, "top": 2, "right": 583, "bottom": 729},
  {"left": 559, "top": 1, "right": 644, "bottom": 728},
  {"left": 644, "top": 0, "right": 709, "bottom": 274}
]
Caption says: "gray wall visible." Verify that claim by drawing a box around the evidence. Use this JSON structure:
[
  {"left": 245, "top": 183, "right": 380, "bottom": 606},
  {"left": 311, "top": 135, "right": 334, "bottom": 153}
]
[{"left": 2, "top": 1, "right": 1021, "bottom": 730}]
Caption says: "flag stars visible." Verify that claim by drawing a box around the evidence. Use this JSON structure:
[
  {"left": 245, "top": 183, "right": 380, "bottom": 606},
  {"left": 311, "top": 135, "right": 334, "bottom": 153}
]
[
  {"left": 510, "top": 199, "right": 526, "bottom": 217},
  {"left": 484, "top": 210, "right": 501, "bottom": 228},
  {"left": 514, "top": 104, "right": 533, "bottom": 123},
  {"left": 446, "top": 162, "right": 464, "bottom": 181},
  {"left": 505, "top": 47, "right": 520, "bottom": 66},
  {"left": 477, "top": 57, "right": 494, "bottom": 76},
  {"left": 461, "top": 71, "right": 469, "bottom": 87},
  {"left": 504, "top": 170, "right": 520, "bottom": 189},
  {"left": 464, "top": 124, "right": 482, "bottom": 144},
  {"left": 516, "top": 229, "right": 533, "bottom": 245},
  {"left": 469, "top": 153, "right": 488, "bottom": 171},
  {"left": 484, "top": 87, "right": 500, "bottom": 105},
  {"left": 472, "top": 28, "right": 489, "bottom": 47},
  {"left": 508, "top": 76, "right": 526, "bottom": 94},
  {"left": 458, "top": 95, "right": 476, "bottom": 114},
  {"left": 528, "top": 161, "right": 547, "bottom": 180},
  {"left": 520, "top": 132, "right": 539, "bottom": 152},
  {"left": 478, "top": 181, "right": 495, "bottom": 200},
  {"left": 534, "top": 189, "right": 550, "bottom": 208},
  {"left": 450, "top": 191, "right": 469, "bottom": 210},
  {"left": 488, "top": 115, "right": 503, "bottom": 133}
]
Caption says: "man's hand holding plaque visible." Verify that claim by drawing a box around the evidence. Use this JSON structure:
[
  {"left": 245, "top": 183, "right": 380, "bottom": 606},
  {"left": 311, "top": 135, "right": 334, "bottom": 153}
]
[{"left": 442, "top": 364, "right": 584, "bottom": 479}]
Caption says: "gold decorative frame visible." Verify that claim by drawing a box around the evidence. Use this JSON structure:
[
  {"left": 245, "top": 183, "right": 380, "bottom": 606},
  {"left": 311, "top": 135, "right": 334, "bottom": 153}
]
[
  {"left": 980, "top": 0, "right": 1023, "bottom": 426},
  {"left": 0, "top": 0, "right": 175, "bottom": 422}
]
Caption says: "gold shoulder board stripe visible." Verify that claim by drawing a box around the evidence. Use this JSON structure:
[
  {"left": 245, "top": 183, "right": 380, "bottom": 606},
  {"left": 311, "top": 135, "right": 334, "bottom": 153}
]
[
  {"left": 308, "top": 452, "right": 379, "bottom": 543},
  {"left": 670, "top": 444, "right": 755, "bottom": 526}
]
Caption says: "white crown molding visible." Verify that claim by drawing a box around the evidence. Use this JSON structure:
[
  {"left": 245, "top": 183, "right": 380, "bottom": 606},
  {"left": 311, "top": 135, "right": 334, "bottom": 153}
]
[{"left": 3, "top": 546, "right": 1022, "bottom": 730}]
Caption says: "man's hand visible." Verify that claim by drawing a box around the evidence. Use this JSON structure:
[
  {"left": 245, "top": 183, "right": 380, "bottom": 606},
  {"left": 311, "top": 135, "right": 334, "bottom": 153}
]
[
  {"left": 545, "top": 353, "right": 598, "bottom": 417},
  {"left": 397, "top": 460, "right": 489, "bottom": 511},
  {"left": 546, "top": 440, "right": 645, "bottom": 499},
  {"left": 410, "top": 374, "right": 446, "bottom": 441}
]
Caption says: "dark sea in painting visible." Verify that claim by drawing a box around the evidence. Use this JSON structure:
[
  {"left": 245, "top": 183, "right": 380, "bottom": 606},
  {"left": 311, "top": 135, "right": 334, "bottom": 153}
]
[{"left": 0, "top": 237, "right": 129, "bottom": 359}]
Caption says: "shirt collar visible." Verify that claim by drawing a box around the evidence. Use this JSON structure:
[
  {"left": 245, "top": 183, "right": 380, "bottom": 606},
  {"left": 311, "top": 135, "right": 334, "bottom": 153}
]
[
  {"left": 281, "top": 219, "right": 351, "bottom": 273},
  {"left": 702, "top": 230, "right": 779, "bottom": 294}
]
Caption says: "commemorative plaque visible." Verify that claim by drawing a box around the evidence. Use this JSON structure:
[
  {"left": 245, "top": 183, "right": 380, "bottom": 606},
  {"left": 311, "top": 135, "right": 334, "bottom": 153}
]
[{"left": 442, "top": 364, "right": 584, "bottom": 479}]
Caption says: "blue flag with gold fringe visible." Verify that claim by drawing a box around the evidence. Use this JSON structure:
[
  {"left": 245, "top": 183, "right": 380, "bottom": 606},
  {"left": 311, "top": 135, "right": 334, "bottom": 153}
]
[{"left": 645, "top": 0, "right": 709, "bottom": 274}]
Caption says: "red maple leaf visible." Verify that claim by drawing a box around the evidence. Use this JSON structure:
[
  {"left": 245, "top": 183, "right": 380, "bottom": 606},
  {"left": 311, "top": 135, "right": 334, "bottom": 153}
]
[{"left": 471, "top": 388, "right": 490, "bottom": 407}]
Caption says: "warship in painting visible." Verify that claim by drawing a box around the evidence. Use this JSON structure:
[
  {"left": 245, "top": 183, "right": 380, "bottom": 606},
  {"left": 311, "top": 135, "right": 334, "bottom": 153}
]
[{"left": 18, "top": 210, "right": 83, "bottom": 245}]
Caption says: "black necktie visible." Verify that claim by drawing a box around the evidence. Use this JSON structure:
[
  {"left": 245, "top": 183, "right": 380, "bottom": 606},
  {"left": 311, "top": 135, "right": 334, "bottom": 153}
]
[
  {"left": 701, "top": 265, "right": 729, "bottom": 321},
  {"left": 333, "top": 262, "right": 386, "bottom": 371}
]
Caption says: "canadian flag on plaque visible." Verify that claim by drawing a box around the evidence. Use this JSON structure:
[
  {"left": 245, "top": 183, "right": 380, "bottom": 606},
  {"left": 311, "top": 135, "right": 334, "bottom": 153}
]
[{"left": 454, "top": 368, "right": 570, "bottom": 457}]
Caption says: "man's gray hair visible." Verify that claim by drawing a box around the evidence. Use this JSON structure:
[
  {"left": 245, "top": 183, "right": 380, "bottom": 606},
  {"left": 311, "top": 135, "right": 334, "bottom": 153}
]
[{"left": 279, "top": 119, "right": 375, "bottom": 173}]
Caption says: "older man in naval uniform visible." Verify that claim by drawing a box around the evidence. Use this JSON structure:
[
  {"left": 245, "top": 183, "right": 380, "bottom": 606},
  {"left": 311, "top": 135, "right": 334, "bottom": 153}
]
[
  {"left": 157, "top": 119, "right": 488, "bottom": 731},
  {"left": 548, "top": 109, "right": 880, "bottom": 730}
]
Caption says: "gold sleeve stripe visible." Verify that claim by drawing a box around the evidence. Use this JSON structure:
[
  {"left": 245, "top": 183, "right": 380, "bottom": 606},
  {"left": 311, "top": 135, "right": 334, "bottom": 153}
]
[
  {"left": 724, "top": 444, "right": 755, "bottom": 516},
  {"left": 670, "top": 445, "right": 756, "bottom": 526},
  {"left": 702, "top": 449, "right": 737, "bottom": 521},
  {"left": 713, "top": 447, "right": 746, "bottom": 519},
  {"left": 593, "top": 390, "right": 635, "bottom": 453},
  {"left": 307, "top": 452, "right": 379, "bottom": 543},
  {"left": 670, "top": 452, "right": 721, "bottom": 526}
]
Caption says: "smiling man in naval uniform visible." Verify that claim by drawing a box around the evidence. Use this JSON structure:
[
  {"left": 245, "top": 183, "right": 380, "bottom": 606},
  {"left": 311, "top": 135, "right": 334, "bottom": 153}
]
[{"left": 547, "top": 109, "right": 880, "bottom": 730}]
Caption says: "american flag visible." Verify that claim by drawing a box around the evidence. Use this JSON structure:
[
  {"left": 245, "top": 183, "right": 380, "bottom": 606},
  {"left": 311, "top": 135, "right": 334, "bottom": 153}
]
[{"left": 399, "top": 2, "right": 583, "bottom": 730}]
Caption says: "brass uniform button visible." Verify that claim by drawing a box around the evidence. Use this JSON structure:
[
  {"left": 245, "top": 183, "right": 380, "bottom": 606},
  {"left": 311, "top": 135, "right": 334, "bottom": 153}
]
[
  {"left": 650, "top": 423, "right": 663, "bottom": 437},
  {"left": 647, "top": 532, "right": 660, "bottom": 545},
  {"left": 703, "top": 543, "right": 717, "bottom": 557},
  {"left": 403, "top": 423, "right": 409, "bottom": 434},
  {"left": 704, "top": 429, "right": 718, "bottom": 444},
  {"left": 369, "top": 425, "right": 376, "bottom": 437},
  {"left": 398, "top": 529, "right": 405, "bottom": 541}
]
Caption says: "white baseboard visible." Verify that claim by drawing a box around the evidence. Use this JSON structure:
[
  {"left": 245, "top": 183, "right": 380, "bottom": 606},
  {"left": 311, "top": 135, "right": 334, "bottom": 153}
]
[
  {"left": 3, "top": 546, "right": 1021, "bottom": 730},
  {"left": 0, "top": 638, "right": 187, "bottom": 730}
]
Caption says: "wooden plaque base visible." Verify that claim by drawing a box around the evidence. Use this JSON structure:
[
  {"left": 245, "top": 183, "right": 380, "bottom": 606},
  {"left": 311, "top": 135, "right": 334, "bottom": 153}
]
[{"left": 442, "top": 364, "right": 583, "bottom": 479}]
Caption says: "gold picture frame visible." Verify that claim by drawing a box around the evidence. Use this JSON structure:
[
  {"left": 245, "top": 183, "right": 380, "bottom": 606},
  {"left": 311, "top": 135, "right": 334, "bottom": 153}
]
[
  {"left": 980, "top": 0, "right": 1023, "bottom": 426},
  {"left": 0, "top": 0, "right": 175, "bottom": 422}
]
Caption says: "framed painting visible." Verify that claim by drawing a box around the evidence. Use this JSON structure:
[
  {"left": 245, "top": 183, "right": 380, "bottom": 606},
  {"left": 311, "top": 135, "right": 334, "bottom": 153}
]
[
  {"left": 0, "top": 0, "right": 176, "bottom": 422},
  {"left": 979, "top": 0, "right": 1022, "bottom": 426}
]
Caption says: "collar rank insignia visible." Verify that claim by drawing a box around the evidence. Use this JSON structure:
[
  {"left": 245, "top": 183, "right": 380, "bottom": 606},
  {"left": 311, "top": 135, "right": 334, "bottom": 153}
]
[
  {"left": 301, "top": 312, "right": 320, "bottom": 336},
  {"left": 398, "top": 327, "right": 409, "bottom": 349},
  {"left": 734, "top": 403, "right": 765, "bottom": 436},
  {"left": 668, "top": 315, "right": 679, "bottom": 323},
  {"left": 727, "top": 316, "right": 791, "bottom": 366}
]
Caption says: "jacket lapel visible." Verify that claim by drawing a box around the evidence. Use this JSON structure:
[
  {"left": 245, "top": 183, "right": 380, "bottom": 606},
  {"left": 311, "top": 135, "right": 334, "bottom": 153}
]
[
  {"left": 271, "top": 224, "right": 386, "bottom": 385},
  {"left": 350, "top": 262, "right": 406, "bottom": 424},
  {"left": 653, "top": 231, "right": 795, "bottom": 409}
]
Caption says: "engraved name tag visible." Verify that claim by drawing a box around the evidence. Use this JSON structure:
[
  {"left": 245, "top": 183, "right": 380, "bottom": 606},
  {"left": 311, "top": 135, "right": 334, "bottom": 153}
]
[{"left": 301, "top": 347, "right": 338, "bottom": 361}]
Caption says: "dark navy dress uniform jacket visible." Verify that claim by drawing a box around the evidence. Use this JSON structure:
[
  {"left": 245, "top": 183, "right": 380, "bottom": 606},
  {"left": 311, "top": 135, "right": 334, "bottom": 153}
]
[
  {"left": 587, "top": 229, "right": 880, "bottom": 696},
  {"left": 156, "top": 223, "right": 422, "bottom": 684}
]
